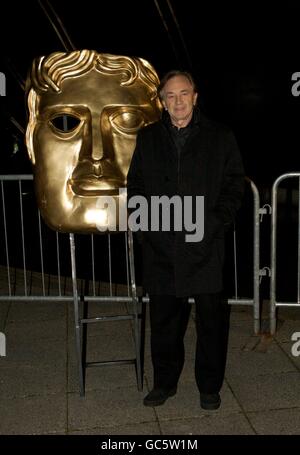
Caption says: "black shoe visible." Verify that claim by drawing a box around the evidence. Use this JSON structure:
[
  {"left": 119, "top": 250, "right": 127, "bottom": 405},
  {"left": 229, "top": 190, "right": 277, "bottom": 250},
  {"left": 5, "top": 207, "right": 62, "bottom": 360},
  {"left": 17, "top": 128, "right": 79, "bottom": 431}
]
[
  {"left": 200, "top": 392, "right": 221, "bottom": 410},
  {"left": 143, "top": 386, "right": 177, "bottom": 407}
]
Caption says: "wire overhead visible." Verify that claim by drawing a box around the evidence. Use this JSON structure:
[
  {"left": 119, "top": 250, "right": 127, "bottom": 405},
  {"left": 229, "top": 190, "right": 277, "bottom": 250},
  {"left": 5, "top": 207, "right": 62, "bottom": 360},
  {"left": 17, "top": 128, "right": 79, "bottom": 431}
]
[
  {"left": 38, "top": 0, "right": 76, "bottom": 52},
  {"left": 153, "top": 0, "right": 193, "bottom": 71}
]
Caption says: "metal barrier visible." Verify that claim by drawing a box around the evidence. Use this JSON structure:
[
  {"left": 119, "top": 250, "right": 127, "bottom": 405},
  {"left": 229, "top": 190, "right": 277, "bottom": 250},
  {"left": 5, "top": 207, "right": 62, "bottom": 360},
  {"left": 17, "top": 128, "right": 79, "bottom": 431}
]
[
  {"left": 227, "top": 177, "right": 261, "bottom": 334},
  {"left": 270, "top": 173, "right": 300, "bottom": 334},
  {"left": 0, "top": 175, "right": 73, "bottom": 301},
  {"left": 0, "top": 175, "right": 141, "bottom": 396},
  {"left": 0, "top": 174, "right": 263, "bottom": 394}
]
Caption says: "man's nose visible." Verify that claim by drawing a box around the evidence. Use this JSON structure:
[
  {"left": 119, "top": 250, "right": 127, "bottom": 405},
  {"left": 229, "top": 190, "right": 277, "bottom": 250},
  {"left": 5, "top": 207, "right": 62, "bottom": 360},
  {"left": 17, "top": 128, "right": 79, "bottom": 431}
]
[{"left": 90, "top": 119, "right": 104, "bottom": 162}]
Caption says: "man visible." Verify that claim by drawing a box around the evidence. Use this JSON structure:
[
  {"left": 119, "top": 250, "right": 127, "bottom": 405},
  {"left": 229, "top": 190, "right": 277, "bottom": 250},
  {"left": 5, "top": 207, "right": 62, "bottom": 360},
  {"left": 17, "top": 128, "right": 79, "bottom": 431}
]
[
  {"left": 127, "top": 70, "right": 244, "bottom": 410},
  {"left": 25, "top": 49, "right": 161, "bottom": 233}
]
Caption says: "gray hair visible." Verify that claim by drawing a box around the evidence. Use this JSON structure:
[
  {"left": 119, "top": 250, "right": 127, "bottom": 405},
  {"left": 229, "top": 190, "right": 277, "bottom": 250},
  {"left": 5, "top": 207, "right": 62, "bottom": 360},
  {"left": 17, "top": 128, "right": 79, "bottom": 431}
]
[{"left": 159, "top": 70, "right": 198, "bottom": 100}]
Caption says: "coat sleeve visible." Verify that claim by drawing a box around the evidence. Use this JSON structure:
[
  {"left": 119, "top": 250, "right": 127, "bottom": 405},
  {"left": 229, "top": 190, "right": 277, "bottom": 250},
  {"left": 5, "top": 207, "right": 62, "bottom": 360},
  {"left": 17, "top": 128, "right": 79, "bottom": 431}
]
[
  {"left": 215, "top": 130, "right": 245, "bottom": 227},
  {"left": 200, "top": 129, "right": 245, "bottom": 262}
]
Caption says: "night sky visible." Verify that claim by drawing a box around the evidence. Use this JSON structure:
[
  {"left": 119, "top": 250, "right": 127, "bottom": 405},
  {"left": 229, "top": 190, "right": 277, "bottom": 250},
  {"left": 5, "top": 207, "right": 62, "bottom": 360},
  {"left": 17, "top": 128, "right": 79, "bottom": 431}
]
[{"left": 0, "top": 0, "right": 299, "bottom": 183}]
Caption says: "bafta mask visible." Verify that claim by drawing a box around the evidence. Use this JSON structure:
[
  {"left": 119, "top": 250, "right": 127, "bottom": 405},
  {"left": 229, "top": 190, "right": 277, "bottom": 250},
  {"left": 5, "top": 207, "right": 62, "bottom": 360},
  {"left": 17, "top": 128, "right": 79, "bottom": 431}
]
[{"left": 26, "top": 50, "right": 161, "bottom": 232}]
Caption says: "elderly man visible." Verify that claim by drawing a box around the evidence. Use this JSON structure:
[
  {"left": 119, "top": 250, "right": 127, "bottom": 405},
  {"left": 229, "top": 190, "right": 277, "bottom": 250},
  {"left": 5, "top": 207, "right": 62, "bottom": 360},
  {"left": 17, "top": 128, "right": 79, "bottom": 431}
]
[{"left": 127, "top": 70, "right": 244, "bottom": 410}]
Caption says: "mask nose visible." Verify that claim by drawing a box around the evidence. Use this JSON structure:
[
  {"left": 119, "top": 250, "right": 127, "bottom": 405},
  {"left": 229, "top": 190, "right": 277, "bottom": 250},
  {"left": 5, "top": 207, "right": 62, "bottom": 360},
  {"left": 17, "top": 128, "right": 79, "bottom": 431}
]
[{"left": 90, "top": 118, "right": 104, "bottom": 162}]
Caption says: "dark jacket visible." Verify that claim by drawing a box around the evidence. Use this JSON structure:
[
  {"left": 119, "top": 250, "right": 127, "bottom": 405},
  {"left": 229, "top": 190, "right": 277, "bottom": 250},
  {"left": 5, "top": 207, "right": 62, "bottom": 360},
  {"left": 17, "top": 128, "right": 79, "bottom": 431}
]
[{"left": 127, "top": 109, "right": 245, "bottom": 297}]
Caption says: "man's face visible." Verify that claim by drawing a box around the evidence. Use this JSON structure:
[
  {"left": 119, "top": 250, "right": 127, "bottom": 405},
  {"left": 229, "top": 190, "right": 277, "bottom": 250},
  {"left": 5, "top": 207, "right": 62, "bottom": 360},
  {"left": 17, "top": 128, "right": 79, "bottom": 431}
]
[
  {"left": 28, "top": 68, "right": 160, "bottom": 232},
  {"left": 162, "top": 75, "right": 198, "bottom": 127}
]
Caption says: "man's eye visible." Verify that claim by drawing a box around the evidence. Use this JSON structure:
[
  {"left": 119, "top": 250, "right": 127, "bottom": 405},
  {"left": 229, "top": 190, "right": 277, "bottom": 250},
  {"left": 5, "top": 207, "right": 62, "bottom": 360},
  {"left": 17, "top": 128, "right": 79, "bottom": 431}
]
[
  {"left": 110, "top": 111, "right": 144, "bottom": 134},
  {"left": 50, "top": 114, "right": 81, "bottom": 132}
]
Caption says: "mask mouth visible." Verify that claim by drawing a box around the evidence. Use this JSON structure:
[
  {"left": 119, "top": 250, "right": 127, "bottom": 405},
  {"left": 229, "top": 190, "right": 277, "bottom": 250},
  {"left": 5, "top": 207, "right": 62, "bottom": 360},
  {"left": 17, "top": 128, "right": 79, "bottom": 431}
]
[
  {"left": 70, "top": 158, "right": 125, "bottom": 196},
  {"left": 69, "top": 175, "right": 124, "bottom": 196}
]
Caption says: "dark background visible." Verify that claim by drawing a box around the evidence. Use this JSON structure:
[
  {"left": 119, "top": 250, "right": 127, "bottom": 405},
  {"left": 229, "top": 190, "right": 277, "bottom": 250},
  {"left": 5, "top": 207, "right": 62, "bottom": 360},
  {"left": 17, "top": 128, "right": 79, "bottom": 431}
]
[
  {"left": 0, "top": 0, "right": 299, "bottom": 299},
  {"left": 0, "top": 0, "right": 299, "bottom": 182}
]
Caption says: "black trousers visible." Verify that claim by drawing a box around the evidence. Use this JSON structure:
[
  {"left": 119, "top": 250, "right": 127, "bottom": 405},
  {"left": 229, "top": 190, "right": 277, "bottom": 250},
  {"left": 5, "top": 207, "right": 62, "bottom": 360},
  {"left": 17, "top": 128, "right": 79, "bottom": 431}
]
[{"left": 149, "top": 293, "right": 230, "bottom": 394}]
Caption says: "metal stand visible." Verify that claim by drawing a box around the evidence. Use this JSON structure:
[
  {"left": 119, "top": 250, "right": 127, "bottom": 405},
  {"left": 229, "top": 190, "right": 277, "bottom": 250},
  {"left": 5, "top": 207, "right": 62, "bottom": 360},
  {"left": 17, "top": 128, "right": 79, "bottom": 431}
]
[{"left": 69, "top": 231, "right": 142, "bottom": 396}]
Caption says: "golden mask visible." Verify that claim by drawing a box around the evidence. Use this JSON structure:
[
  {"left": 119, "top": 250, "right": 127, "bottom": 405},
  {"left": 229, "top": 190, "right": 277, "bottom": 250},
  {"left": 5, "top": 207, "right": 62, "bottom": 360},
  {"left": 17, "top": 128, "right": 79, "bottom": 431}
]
[{"left": 25, "top": 50, "right": 161, "bottom": 232}]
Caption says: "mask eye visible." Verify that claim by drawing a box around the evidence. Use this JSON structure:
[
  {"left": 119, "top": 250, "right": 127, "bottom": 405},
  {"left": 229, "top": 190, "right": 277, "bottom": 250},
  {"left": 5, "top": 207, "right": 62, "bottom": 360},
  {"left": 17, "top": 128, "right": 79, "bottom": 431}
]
[
  {"left": 109, "top": 110, "right": 145, "bottom": 134},
  {"left": 50, "top": 114, "right": 81, "bottom": 132}
]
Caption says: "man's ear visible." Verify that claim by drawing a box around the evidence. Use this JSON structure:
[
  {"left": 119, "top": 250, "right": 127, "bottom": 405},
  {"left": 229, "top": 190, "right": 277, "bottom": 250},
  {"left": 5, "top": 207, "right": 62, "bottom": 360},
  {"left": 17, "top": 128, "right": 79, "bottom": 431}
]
[
  {"left": 162, "top": 100, "right": 167, "bottom": 111},
  {"left": 25, "top": 89, "right": 37, "bottom": 165}
]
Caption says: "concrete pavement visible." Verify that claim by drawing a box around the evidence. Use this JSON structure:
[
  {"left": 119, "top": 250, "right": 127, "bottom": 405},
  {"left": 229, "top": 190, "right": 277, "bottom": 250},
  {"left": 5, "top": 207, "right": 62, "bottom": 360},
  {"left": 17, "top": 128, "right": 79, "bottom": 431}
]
[{"left": 1, "top": 292, "right": 300, "bottom": 435}]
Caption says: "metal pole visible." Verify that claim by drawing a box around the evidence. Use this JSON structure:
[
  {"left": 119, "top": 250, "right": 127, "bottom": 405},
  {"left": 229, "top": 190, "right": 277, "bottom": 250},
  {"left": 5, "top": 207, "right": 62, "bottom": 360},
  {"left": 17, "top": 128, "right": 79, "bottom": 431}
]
[
  {"left": 249, "top": 178, "right": 261, "bottom": 334},
  {"left": 128, "top": 230, "right": 142, "bottom": 391},
  {"left": 70, "top": 233, "right": 85, "bottom": 396},
  {"left": 1, "top": 180, "right": 11, "bottom": 296}
]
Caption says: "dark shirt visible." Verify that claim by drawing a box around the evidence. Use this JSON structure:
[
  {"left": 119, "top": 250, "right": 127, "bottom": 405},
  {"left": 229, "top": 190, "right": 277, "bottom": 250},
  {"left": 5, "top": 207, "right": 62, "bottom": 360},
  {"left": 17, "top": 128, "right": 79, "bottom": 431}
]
[
  {"left": 163, "top": 109, "right": 199, "bottom": 157},
  {"left": 169, "top": 122, "right": 192, "bottom": 154}
]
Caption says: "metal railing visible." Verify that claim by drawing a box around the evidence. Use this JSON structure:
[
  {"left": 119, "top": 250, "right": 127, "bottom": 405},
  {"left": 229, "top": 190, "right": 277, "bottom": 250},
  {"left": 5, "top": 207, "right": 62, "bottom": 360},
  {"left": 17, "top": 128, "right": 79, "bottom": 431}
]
[
  {"left": 270, "top": 172, "right": 300, "bottom": 334},
  {"left": 0, "top": 174, "right": 265, "bottom": 393},
  {"left": 228, "top": 177, "right": 261, "bottom": 334},
  {"left": 0, "top": 174, "right": 141, "bottom": 396},
  {"left": 0, "top": 174, "right": 73, "bottom": 301}
]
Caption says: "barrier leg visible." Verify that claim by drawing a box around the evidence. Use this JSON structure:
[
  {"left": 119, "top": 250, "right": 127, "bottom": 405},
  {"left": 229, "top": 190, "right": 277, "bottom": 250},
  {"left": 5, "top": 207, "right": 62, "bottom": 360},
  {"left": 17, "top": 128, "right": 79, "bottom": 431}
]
[
  {"left": 70, "top": 234, "right": 85, "bottom": 396},
  {"left": 128, "top": 230, "right": 143, "bottom": 391}
]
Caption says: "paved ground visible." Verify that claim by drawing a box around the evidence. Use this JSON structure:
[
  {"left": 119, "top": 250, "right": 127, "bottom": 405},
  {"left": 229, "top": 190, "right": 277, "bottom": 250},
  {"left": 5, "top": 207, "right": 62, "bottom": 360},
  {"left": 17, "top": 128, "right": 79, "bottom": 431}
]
[{"left": 1, "top": 292, "right": 300, "bottom": 436}]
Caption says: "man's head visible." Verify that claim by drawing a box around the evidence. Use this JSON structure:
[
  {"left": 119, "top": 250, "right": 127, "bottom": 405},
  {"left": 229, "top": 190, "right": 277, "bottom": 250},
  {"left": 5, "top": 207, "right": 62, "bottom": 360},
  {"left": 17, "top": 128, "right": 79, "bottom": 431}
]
[
  {"left": 159, "top": 70, "right": 198, "bottom": 128},
  {"left": 26, "top": 50, "right": 161, "bottom": 232}
]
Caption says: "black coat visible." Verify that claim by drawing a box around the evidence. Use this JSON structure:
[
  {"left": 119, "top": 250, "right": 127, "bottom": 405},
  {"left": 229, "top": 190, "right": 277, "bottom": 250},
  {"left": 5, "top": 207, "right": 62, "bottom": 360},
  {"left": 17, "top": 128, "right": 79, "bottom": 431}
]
[{"left": 127, "top": 110, "right": 245, "bottom": 297}]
